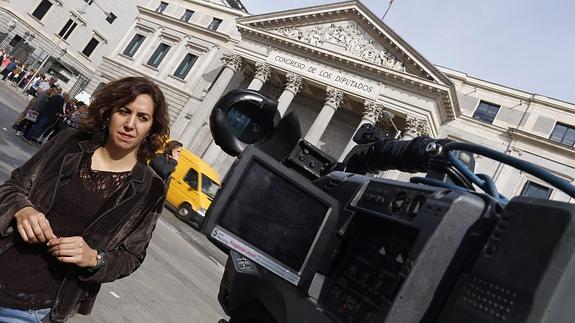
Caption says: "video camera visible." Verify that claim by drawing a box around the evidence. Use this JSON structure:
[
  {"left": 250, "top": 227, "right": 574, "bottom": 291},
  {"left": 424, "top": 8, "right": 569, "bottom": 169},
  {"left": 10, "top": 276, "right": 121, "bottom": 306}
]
[{"left": 202, "top": 89, "right": 575, "bottom": 323}]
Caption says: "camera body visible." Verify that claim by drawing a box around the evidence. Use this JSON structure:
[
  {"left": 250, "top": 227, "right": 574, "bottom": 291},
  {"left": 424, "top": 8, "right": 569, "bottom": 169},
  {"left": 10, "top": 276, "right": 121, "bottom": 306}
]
[{"left": 202, "top": 89, "right": 575, "bottom": 323}]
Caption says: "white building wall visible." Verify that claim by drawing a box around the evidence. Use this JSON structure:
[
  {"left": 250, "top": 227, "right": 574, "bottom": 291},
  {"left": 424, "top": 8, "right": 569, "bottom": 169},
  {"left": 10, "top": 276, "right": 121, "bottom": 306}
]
[
  {"left": 440, "top": 67, "right": 575, "bottom": 203},
  {"left": 0, "top": 0, "right": 148, "bottom": 93}
]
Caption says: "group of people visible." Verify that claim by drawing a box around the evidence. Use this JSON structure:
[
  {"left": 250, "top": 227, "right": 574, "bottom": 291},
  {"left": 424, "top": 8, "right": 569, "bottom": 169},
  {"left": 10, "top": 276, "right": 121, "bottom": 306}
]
[
  {"left": 0, "top": 76, "right": 178, "bottom": 322},
  {"left": 11, "top": 76, "right": 90, "bottom": 144},
  {"left": 0, "top": 49, "right": 37, "bottom": 89}
]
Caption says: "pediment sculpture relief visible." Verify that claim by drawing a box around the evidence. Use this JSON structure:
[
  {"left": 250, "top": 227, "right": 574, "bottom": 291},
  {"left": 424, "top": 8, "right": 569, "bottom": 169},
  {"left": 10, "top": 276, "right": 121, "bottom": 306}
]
[{"left": 273, "top": 22, "right": 407, "bottom": 73}]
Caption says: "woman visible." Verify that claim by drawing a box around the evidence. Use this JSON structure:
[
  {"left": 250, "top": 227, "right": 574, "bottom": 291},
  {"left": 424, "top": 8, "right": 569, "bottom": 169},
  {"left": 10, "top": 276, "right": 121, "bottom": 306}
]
[
  {"left": 14, "top": 86, "right": 58, "bottom": 136},
  {"left": 0, "top": 77, "right": 170, "bottom": 322},
  {"left": 150, "top": 140, "right": 183, "bottom": 184},
  {"left": 65, "top": 101, "right": 89, "bottom": 128}
]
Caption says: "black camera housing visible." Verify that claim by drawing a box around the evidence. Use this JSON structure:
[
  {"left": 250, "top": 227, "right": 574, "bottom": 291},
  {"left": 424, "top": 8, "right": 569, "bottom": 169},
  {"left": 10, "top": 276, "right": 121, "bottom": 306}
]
[{"left": 203, "top": 89, "right": 575, "bottom": 323}]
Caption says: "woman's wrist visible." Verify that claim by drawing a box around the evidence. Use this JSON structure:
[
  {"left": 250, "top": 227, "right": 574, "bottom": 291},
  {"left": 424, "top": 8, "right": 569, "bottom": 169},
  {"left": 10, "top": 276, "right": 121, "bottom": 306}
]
[
  {"left": 89, "top": 249, "right": 99, "bottom": 267},
  {"left": 85, "top": 250, "right": 105, "bottom": 273}
]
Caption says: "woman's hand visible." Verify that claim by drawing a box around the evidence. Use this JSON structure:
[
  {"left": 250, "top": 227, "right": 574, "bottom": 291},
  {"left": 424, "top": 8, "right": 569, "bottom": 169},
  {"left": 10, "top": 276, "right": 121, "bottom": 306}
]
[
  {"left": 14, "top": 206, "right": 57, "bottom": 243},
  {"left": 47, "top": 237, "right": 98, "bottom": 268}
]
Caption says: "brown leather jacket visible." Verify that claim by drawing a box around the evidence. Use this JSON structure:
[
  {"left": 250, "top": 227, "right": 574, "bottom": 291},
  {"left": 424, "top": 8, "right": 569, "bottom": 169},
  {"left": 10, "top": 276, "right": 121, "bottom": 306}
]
[{"left": 0, "top": 129, "right": 166, "bottom": 321}]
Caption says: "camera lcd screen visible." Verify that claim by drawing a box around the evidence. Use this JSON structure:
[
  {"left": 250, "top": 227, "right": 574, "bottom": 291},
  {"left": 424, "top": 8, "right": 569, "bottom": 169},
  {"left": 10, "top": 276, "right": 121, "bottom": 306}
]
[{"left": 218, "top": 160, "right": 330, "bottom": 272}]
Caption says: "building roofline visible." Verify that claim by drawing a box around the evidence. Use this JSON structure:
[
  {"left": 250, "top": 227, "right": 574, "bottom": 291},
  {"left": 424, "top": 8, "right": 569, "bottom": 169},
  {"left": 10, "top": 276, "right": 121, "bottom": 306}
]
[{"left": 438, "top": 65, "right": 575, "bottom": 111}]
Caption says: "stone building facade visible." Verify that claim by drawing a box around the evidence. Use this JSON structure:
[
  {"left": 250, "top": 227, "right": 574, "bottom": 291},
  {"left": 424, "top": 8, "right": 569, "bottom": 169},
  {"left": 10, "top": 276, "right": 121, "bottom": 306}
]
[
  {"left": 97, "top": 1, "right": 574, "bottom": 202},
  {"left": 0, "top": 0, "right": 244, "bottom": 95},
  {"left": 0, "top": 0, "right": 149, "bottom": 94}
]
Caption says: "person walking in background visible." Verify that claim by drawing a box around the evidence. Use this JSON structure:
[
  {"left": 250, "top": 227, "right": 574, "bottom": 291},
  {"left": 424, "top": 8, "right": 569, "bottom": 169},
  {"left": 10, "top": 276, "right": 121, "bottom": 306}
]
[
  {"left": 13, "top": 86, "right": 58, "bottom": 136},
  {"left": 150, "top": 140, "right": 183, "bottom": 184},
  {"left": 0, "top": 55, "right": 11, "bottom": 74},
  {"left": 25, "top": 88, "right": 65, "bottom": 142},
  {"left": 0, "top": 58, "right": 16, "bottom": 80},
  {"left": 64, "top": 101, "right": 88, "bottom": 128},
  {"left": 0, "top": 76, "right": 170, "bottom": 322}
]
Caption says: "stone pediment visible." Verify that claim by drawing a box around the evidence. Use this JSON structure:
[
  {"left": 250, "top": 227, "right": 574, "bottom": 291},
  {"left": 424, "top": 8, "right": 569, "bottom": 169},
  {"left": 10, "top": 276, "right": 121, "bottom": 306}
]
[
  {"left": 236, "top": 1, "right": 453, "bottom": 87},
  {"left": 271, "top": 21, "right": 407, "bottom": 73}
]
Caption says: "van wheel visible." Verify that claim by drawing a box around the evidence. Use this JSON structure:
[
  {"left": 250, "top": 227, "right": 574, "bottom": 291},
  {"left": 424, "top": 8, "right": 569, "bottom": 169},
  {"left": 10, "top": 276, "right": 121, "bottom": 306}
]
[{"left": 176, "top": 204, "right": 192, "bottom": 220}]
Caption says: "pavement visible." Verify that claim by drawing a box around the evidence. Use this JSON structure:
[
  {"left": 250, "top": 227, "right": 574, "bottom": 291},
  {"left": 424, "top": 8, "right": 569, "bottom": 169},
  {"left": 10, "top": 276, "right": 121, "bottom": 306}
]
[{"left": 0, "top": 81, "right": 229, "bottom": 322}]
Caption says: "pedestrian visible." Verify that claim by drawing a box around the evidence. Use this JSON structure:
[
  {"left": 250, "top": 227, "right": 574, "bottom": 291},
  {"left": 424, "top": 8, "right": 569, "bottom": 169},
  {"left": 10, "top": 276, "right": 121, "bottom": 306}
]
[
  {"left": 14, "top": 86, "right": 58, "bottom": 135},
  {"left": 0, "top": 55, "right": 10, "bottom": 74},
  {"left": 150, "top": 140, "right": 183, "bottom": 184},
  {"left": 25, "top": 88, "right": 65, "bottom": 142},
  {"left": 36, "top": 76, "right": 58, "bottom": 94},
  {"left": 0, "top": 76, "right": 170, "bottom": 322},
  {"left": 64, "top": 101, "right": 88, "bottom": 128},
  {"left": 0, "top": 58, "right": 16, "bottom": 80}
]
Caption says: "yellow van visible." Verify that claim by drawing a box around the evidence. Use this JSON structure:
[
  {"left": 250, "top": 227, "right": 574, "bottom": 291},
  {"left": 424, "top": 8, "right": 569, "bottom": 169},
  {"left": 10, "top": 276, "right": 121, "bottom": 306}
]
[{"left": 165, "top": 148, "right": 221, "bottom": 228}]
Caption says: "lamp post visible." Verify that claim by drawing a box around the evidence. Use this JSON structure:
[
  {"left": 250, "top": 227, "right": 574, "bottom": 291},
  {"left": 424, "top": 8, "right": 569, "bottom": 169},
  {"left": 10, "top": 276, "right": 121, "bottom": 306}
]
[
  {"left": 22, "top": 0, "right": 110, "bottom": 93},
  {"left": 0, "top": 19, "right": 17, "bottom": 49}
]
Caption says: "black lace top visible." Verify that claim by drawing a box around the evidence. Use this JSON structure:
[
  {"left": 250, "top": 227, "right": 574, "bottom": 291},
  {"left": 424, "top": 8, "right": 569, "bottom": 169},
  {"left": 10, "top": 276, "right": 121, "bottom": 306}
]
[{"left": 0, "top": 154, "right": 131, "bottom": 310}]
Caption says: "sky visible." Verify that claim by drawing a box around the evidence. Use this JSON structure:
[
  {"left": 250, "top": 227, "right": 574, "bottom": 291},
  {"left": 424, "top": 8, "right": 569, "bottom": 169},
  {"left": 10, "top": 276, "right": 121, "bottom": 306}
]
[{"left": 241, "top": 0, "right": 575, "bottom": 104}]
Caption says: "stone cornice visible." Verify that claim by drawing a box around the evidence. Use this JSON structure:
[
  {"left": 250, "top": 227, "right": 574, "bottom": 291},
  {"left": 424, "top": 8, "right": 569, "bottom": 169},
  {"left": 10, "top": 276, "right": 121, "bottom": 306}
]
[
  {"left": 239, "top": 25, "right": 456, "bottom": 120},
  {"left": 138, "top": 6, "right": 235, "bottom": 44},
  {"left": 508, "top": 128, "right": 575, "bottom": 159},
  {"left": 439, "top": 66, "right": 575, "bottom": 114},
  {"left": 236, "top": 1, "right": 453, "bottom": 87},
  {"left": 185, "top": 0, "right": 250, "bottom": 16}
]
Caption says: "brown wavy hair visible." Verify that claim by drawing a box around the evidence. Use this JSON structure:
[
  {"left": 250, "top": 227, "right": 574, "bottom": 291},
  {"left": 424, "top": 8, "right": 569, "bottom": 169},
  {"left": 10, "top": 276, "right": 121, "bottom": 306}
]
[
  {"left": 163, "top": 140, "right": 183, "bottom": 156},
  {"left": 78, "top": 77, "right": 170, "bottom": 162}
]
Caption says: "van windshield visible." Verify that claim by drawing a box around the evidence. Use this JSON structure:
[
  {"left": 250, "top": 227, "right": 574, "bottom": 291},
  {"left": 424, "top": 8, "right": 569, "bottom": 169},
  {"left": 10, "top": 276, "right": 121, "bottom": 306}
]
[{"left": 202, "top": 174, "right": 220, "bottom": 199}]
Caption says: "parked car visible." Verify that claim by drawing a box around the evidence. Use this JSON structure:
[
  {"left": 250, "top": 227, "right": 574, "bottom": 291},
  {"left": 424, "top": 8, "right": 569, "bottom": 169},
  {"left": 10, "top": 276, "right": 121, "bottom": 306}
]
[{"left": 165, "top": 148, "right": 221, "bottom": 228}]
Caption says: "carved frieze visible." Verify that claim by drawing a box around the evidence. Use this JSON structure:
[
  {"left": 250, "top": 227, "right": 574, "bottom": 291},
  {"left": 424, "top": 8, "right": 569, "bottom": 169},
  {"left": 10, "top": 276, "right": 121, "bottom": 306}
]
[
  {"left": 272, "top": 22, "right": 407, "bottom": 73},
  {"left": 221, "top": 53, "right": 242, "bottom": 72},
  {"left": 325, "top": 87, "right": 344, "bottom": 109}
]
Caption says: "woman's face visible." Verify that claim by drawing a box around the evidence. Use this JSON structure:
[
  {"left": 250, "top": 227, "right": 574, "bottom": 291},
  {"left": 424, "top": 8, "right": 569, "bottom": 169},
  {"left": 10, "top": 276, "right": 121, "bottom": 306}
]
[{"left": 107, "top": 94, "right": 154, "bottom": 155}]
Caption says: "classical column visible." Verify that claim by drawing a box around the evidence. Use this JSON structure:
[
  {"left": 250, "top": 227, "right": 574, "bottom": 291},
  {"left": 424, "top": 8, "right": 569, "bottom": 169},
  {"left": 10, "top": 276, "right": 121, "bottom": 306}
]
[
  {"left": 277, "top": 73, "right": 302, "bottom": 116},
  {"left": 179, "top": 53, "right": 242, "bottom": 149},
  {"left": 247, "top": 61, "right": 270, "bottom": 90},
  {"left": 379, "top": 115, "right": 431, "bottom": 181},
  {"left": 339, "top": 100, "right": 384, "bottom": 161},
  {"left": 202, "top": 61, "right": 269, "bottom": 165},
  {"left": 305, "top": 87, "right": 343, "bottom": 146},
  {"left": 403, "top": 116, "right": 430, "bottom": 139}
]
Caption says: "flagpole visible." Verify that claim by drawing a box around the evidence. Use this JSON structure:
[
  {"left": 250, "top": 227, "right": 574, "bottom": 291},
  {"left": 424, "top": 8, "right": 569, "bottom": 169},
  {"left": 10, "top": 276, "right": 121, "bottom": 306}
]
[{"left": 382, "top": 1, "right": 394, "bottom": 20}]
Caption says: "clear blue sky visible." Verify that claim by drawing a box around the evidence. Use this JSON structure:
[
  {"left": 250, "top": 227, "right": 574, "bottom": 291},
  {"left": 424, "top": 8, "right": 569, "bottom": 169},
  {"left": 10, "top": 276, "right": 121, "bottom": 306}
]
[{"left": 242, "top": 0, "right": 575, "bottom": 104}]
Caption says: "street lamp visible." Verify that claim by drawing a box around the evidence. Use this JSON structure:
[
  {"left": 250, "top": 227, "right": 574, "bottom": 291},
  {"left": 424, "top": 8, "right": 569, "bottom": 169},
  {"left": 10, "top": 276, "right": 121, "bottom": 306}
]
[
  {"left": 22, "top": 0, "right": 111, "bottom": 93},
  {"left": 0, "top": 19, "right": 17, "bottom": 49}
]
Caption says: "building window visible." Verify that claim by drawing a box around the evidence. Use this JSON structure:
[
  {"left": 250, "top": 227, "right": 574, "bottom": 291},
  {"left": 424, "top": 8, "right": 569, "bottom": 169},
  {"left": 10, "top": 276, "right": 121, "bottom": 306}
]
[
  {"left": 207, "top": 18, "right": 223, "bottom": 31},
  {"left": 9, "top": 35, "right": 23, "bottom": 47},
  {"left": 156, "top": 1, "right": 168, "bottom": 13},
  {"left": 32, "top": 0, "right": 53, "bottom": 21},
  {"left": 82, "top": 37, "right": 100, "bottom": 57},
  {"left": 173, "top": 53, "right": 198, "bottom": 79},
  {"left": 181, "top": 9, "right": 194, "bottom": 22},
  {"left": 520, "top": 181, "right": 551, "bottom": 199},
  {"left": 122, "top": 34, "right": 145, "bottom": 57},
  {"left": 147, "top": 43, "right": 171, "bottom": 68},
  {"left": 550, "top": 123, "right": 575, "bottom": 147},
  {"left": 58, "top": 19, "right": 78, "bottom": 40},
  {"left": 106, "top": 12, "right": 117, "bottom": 24},
  {"left": 472, "top": 100, "right": 500, "bottom": 124}
]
